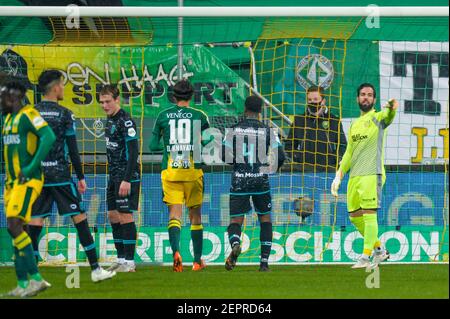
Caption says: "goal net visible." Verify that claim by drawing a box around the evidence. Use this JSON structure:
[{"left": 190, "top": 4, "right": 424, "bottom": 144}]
[{"left": 0, "top": 6, "right": 448, "bottom": 266}]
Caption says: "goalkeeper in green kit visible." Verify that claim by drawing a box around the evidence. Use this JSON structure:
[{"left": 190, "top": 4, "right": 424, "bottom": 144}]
[{"left": 331, "top": 83, "right": 398, "bottom": 269}]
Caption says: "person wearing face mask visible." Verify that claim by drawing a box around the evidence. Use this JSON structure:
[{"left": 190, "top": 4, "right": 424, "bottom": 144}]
[
  {"left": 331, "top": 83, "right": 398, "bottom": 270},
  {"left": 285, "top": 85, "right": 347, "bottom": 172}
]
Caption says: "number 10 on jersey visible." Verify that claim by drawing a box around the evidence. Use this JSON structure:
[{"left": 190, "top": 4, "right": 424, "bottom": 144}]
[{"left": 169, "top": 119, "right": 191, "bottom": 144}]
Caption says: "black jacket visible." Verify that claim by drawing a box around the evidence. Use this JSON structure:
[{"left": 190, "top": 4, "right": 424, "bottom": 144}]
[{"left": 284, "top": 110, "right": 347, "bottom": 171}]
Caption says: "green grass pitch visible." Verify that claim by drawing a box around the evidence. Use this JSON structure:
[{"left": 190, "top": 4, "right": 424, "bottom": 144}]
[{"left": 0, "top": 264, "right": 448, "bottom": 299}]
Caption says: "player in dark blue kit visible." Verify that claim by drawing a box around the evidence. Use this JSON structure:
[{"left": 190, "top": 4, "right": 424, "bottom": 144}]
[
  {"left": 223, "top": 95, "right": 286, "bottom": 272},
  {"left": 100, "top": 84, "right": 140, "bottom": 273},
  {"left": 29, "top": 70, "right": 116, "bottom": 282}
]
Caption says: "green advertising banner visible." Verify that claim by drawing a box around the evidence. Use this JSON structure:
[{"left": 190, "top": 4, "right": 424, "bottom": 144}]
[
  {"left": 1, "top": 226, "right": 447, "bottom": 265},
  {"left": 254, "top": 38, "right": 380, "bottom": 119},
  {"left": 0, "top": 45, "right": 247, "bottom": 119}
]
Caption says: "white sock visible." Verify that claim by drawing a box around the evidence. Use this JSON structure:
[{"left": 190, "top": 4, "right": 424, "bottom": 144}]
[
  {"left": 125, "top": 260, "right": 135, "bottom": 266},
  {"left": 118, "top": 258, "right": 125, "bottom": 264}
]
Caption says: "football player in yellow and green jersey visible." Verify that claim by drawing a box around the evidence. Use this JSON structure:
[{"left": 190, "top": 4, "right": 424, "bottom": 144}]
[
  {"left": 331, "top": 83, "right": 398, "bottom": 270},
  {"left": 1, "top": 81, "right": 56, "bottom": 297},
  {"left": 150, "top": 80, "right": 210, "bottom": 272}
]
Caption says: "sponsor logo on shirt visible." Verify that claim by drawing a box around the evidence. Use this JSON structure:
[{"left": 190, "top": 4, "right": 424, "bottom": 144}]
[
  {"left": 41, "top": 160, "right": 59, "bottom": 167},
  {"left": 106, "top": 137, "right": 119, "bottom": 148},
  {"left": 167, "top": 110, "right": 193, "bottom": 119},
  {"left": 352, "top": 133, "right": 368, "bottom": 142},
  {"left": 235, "top": 172, "right": 265, "bottom": 178},
  {"left": 39, "top": 111, "right": 61, "bottom": 117},
  {"left": 3, "top": 134, "right": 20, "bottom": 145}
]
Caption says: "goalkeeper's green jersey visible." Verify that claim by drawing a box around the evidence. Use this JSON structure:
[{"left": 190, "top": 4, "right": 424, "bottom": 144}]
[
  {"left": 150, "top": 105, "right": 210, "bottom": 182},
  {"left": 339, "top": 107, "right": 396, "bottom": 178}
]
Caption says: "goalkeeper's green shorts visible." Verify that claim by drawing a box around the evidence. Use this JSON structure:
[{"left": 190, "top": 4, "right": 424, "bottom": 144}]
[{"left": 347, "top": 174, "right": 385, "bottom": 213}]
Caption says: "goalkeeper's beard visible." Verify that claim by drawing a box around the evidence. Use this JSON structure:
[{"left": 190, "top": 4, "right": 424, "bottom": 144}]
[{"left": 358, "top": 101, "right": 374, "bottom": 113}]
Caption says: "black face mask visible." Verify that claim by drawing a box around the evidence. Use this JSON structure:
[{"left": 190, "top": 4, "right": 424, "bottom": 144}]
[
  {"left": 358, "top": 102, "right": 374, "bottom": 113},
  {"left": 307, "top": 100, "right": 323, "bottom": 115}
]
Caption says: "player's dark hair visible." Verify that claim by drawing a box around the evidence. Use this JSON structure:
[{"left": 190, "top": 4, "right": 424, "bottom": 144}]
[
  {"left": 173, "top": 80, "right": 194, "bottom": 102},
  {"left": 2, "top": 80, "right": 27, "bottom": 99},
  {"left": 357, "top": 83, "right": 377, "bottom": 98},
  {"left": 245, "top": 95, "right": 263, "bottom": 113},
  {"left": 307, "top": 85, "right": 323, "bottom": 96},
  {"left": 38, "top": 69, "right": 63, "bottom": 95},
  {"left": 100, "top": 84, "right": 120, "bottom": 99}
]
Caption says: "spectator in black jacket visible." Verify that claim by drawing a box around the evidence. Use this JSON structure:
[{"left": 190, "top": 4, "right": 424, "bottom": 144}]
[{"left": 285, "top": 86, "right": 347, "bottom": 172}]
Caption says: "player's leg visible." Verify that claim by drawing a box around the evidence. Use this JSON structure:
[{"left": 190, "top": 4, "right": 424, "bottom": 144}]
[
  {"left": 119, "top": 212, "right": 137, "bottom": 271},
  {"left": 349, "top": 175, "right": 385, "bottom": 269},
  {"left": 225, "top": 194, "right": 251, "bottom": 271},
  {"left": 163, "top": 179, "right": 185, "bottom": 272},
  {"left": 72, "top": 212, "right": 116, "bottom": 281},
  {"left": 107, "top": 180, "right": 125, "bottom": 270},
  {"left": 362, "top": 175, "right": 389, "bottom": 267},
  {"left": 254, "top": 192, "right": 273, "bottom": 272},
  {"left": 117, "top": 181, "right": 140, "bottom": 272},
  {"left": 186, "top": 177, "right": 205, "bottom": 271},
  {"left": 52, "top": 183, "right": 114, "bottom": 280},
  {"left": 28, "top": 187, "right": 52, "bottom": 263},
  {"left": 5, "top": 182, "right": 50, "bottom": 297},
  {"left": 347, "top": 176, "right": 370, "bottom": 268}
]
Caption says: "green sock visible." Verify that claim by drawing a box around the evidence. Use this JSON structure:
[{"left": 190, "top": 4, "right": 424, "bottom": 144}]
[
  {"left": 22, "top": 243, "right": 40, "bottom": 277},
  {"left": 191, "top": 225, "right": 203, "bottom": 263},
  {"left": 30, "top": 272, "right": 43, "bottom": 282},
  {"left": 349, "top": 215, "right": 365, "bottom": 236},
  {"left": 350, "top": 215, "right": 382, "bottom": 250},
  {"left": 168, "top": 219, "right": 181, "bottom": 255},
  {"left": 13, "top": 248, "right": 28, "bottom": 285},
  {"left": 363, "top": 214, "right": 378, "bottom": 257},
  {"left": 18, "top": 280, "right": 29, "bottom": 289},
  {"left": 14, "top": 232, "right": 40, "bottom": 282}
]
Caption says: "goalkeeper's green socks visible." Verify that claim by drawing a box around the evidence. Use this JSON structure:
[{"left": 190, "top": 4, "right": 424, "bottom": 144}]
[
  {"left": 168, "top": 219, "right": 181, "bottom": 255},
  {"left": 349, "top": 215, "right": 382, "bottom": 252},
  {"left": 190, "top": 224, "right": 203, "bottom": 263},
  {"left": 362, "top": 214, "right": 379, "bottom": 257}
]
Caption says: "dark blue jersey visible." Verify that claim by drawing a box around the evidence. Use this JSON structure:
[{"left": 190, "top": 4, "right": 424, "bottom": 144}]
[
  {"left": 223, "top": 117, "right": 285, "bottom": 194},
  {"left": 105, "top": 108, "right": 140, "bottom": 182},
  {"left": 35, "top": 101, "right": 82, "bottom": 184}
]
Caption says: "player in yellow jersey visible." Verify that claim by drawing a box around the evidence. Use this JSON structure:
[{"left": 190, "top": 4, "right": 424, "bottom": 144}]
[
  {"left": 1, "top": 80, "right": 56, "bottom": 297},
  {"left": 150, "top": 80, "right": 210, "bottom": 272},
  {"left": 331, "top": 83, "right": 398, "bottom": 270}
]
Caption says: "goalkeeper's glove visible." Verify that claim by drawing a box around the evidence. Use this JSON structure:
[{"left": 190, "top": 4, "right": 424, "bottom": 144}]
[{"left": 331, "top": 169, "right": 343, "bottom": 197}]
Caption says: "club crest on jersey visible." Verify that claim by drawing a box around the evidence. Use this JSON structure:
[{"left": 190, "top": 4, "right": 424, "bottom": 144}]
[
  {"left": 33, "top": 116, "right": 45, "bottom": 127},
  {"left": 128, "top": 128, "right": 136, "bottom": 137}
]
